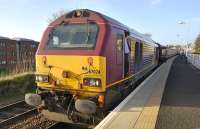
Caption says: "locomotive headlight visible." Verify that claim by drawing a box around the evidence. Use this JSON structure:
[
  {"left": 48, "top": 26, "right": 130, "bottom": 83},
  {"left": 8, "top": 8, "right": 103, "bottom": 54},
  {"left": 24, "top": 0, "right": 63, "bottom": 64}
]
[
  {"left": 38, "top": 76, "right": 43, "bottom": 82},
  {"left": 90, "top": 79, "right": 96, "bottom": 86},
  {"left": 35, "top": 75, "right": 49, "bottom": 83},
  {"left": 83, "top": 78, "right": 101, "bottom": 87},
  {"left": 95, "top": 80, "right": 100, "bottom": 86}
]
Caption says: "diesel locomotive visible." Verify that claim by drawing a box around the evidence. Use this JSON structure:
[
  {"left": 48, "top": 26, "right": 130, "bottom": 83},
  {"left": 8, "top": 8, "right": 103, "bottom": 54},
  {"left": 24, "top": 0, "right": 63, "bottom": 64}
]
[{"left": 25, "top": 9, "right": 176, "bottom": 125}]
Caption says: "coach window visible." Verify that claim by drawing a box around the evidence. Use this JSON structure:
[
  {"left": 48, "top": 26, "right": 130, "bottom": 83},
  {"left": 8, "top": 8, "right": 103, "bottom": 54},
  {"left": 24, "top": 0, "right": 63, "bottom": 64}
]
[
  {"left": 140, "top": 42, "right": 143, "bottom": 64},
  {"left": 135, "top": 41, "right": 143, "bottom": 70}
]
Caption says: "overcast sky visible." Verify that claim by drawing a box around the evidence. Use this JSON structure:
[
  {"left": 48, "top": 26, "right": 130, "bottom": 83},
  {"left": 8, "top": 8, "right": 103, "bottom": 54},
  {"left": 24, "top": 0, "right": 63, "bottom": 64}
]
[{"left": 0, "top": 0, "right": 200, "bottom": 45}]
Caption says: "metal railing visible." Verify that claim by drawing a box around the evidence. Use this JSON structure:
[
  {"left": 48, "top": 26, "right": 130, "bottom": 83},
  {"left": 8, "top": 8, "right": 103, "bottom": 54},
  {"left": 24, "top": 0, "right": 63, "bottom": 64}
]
[{"left": 187, "top": 54, "right": 200, "bottom": 69}]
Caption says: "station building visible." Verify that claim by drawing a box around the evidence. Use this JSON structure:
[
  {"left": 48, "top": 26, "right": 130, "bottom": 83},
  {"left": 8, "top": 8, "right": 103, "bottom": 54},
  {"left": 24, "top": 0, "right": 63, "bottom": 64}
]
[{"left": 0, "top": 36, "right": 38, "bottom": 75}]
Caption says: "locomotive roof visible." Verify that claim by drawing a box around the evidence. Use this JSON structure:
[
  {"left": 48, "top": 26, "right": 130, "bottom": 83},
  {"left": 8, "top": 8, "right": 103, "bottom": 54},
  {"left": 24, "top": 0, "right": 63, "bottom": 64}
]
[
  {"left": 66, "top": 9, "right": 157, "bottom": 46},
  {"left": 98, "top": 10, "right": 157, "bottom": 46}
]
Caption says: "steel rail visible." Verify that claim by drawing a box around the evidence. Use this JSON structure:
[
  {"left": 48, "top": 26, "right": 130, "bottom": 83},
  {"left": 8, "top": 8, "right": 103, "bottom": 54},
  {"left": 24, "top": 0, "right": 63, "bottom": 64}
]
[{"left": 0, "top": 100, "right": 38, "bottom": 128}]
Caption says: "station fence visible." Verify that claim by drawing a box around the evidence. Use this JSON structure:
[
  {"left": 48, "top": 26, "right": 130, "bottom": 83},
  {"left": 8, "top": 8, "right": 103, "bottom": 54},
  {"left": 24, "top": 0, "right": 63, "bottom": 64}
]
[{"left": 187, "top": 54, "right": 200, "bottom": 70}]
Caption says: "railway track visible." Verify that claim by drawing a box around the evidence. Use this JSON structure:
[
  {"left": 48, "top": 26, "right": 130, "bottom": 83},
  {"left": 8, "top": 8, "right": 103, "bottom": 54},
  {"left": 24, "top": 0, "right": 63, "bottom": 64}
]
[
  {"left": 0, "top": 100, "right": 38, "bottom": 128},
  {"left": 47, "top": 122, "right": 90, "bottom": 129}
]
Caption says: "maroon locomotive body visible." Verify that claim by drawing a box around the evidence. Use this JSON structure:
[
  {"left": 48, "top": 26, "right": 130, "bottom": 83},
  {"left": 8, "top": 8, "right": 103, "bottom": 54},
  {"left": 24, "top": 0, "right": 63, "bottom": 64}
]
[{"left": 25, "top": 9, "right": 172, "bottom": 125}]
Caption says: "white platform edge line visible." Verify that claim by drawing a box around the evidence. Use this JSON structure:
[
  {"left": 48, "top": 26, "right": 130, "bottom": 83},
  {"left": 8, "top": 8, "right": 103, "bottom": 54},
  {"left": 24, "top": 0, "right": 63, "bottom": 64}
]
[{"left": 95, "top": 62, "right": 167, "bottom": 129}]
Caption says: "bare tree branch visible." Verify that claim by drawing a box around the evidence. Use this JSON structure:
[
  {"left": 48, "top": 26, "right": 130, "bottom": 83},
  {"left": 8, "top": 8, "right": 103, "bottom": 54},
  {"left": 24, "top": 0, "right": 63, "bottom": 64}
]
[{"left": 48, "top": 9, "right": 69, "bottom": 23}]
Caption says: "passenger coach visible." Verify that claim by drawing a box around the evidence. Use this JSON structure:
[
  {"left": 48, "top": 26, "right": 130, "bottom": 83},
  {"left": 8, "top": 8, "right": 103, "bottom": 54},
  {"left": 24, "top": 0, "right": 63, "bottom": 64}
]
[{"left": 25, "top": 9, "right": 159, "bottom": 124}]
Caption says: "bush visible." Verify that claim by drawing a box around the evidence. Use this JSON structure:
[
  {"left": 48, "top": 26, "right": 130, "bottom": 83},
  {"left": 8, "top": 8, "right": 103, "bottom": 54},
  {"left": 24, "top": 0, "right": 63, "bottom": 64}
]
[{"left": 0, "top": 74, "right": 36, "bottom": 100}]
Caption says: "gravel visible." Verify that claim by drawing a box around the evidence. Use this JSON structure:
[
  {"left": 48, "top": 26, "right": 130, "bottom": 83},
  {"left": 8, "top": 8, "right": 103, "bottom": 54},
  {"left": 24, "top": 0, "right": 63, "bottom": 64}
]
[{"left": 7, "top": 114, "right": 55, "bottom": 129}]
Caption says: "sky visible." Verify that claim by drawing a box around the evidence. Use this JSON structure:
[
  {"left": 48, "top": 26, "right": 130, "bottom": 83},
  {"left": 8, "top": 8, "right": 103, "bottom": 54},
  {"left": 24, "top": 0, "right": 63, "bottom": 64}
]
[{"left": 0, "top": 0, "right": 200, "bottom": 45}]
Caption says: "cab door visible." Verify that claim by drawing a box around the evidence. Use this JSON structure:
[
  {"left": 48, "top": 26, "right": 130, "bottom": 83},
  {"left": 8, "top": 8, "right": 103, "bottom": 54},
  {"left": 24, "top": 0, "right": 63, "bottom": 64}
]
[{"left": 116, "top": 34, "right": 125, "bottom": 77}]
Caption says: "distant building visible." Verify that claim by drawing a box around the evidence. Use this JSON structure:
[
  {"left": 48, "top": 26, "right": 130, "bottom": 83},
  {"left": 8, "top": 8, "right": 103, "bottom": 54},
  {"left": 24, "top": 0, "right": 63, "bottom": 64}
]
[
  {"left": 0, "top": 36, "right": 38, "bottom": 75},
  {"left": 181, "top": 43, "right": 195, "bottom": 54},
  {"left": 0, "top": 37, "right": 17, "bottom": 74}
]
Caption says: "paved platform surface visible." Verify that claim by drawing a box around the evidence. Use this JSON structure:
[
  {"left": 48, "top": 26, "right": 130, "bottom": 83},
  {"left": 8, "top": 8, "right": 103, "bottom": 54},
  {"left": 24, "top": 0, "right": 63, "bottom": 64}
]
[
  {"left": 155, "top": 56, "right": 200, "bottom": 129},
  {"left": 95, "top": 57, "right": 175, "bottom": 129}
]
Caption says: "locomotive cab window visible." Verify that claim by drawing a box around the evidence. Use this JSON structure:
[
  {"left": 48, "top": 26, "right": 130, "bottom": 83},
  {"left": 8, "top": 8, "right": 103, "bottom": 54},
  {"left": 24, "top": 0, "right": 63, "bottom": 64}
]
[{"left": 46, "top": 23, "right": 98, "bottom": 49}]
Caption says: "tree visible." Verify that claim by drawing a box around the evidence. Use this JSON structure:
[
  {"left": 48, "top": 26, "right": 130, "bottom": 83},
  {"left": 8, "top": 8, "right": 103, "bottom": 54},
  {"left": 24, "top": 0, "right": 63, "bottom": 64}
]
[
  {"left": 194, "top": 33, "right": 200, "bottom": 53},
  {"left": 48, "top": 9, "right": 68, "bottom": 23}
]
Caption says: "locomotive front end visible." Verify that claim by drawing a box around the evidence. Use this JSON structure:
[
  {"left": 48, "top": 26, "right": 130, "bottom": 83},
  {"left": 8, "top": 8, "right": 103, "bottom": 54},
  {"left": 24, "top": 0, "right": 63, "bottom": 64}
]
[{"left": 25, "top": 9, "right": 107, "bottom": 124}]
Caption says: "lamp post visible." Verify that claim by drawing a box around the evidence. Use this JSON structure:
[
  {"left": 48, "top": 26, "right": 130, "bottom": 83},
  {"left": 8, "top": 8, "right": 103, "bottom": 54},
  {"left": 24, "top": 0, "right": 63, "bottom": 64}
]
[
  {"left": 178, "top": 21, "right": 186, "bottom": 25},
  {"left": 178, "top": 21, "right": 191, "bottom": 56}
]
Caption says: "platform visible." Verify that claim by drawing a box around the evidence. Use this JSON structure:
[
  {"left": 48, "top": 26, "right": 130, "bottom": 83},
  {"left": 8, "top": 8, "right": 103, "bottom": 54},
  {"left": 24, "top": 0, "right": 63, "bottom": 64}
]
[
  {"left": 155, "top": 56, "right": 200, "bottom": 129},
  {"left": 95, "top": 57, "right": 176, "bottom": 129}
]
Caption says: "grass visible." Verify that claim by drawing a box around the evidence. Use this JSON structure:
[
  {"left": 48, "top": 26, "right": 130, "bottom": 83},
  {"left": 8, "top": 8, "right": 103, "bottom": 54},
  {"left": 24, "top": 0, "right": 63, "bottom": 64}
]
[
  {"left": 0, "top": 72, "right": 34, "bottom": 81},
  {"left": 0, "top": 73, "right": 37, "bottom": 104}
]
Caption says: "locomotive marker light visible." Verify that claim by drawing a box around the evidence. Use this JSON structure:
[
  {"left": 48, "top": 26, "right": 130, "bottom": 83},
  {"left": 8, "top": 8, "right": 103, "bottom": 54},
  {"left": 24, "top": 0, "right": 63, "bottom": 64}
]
[
  {"left": 88, "top": 57, "right": 93, "bottom": 66},
  {"left": 98, "top": 95, "right": 105, "bottom": 108},
  {"left": 42, "top": 56, "right": 47, "bottom": 65}
]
